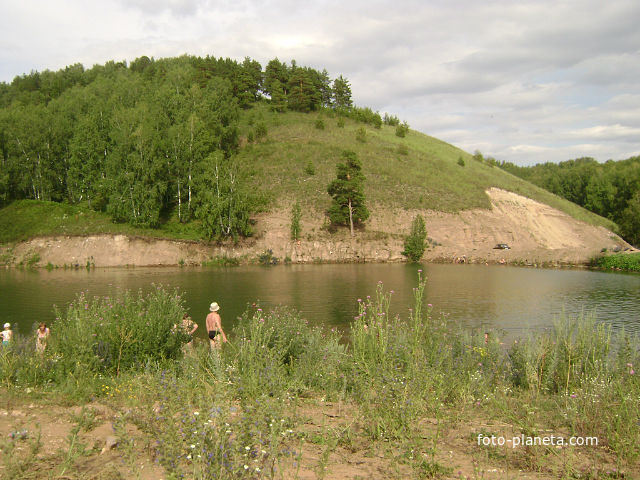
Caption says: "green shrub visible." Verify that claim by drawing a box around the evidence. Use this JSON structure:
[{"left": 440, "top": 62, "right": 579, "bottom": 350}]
[
  {"left": 315, "top": 118, "right": 325, "bottom": 130},
  {"left": 254, "top": 121, "right": 267, "bottom": 139},
  {"left": 257, "top": 249, "right": 279, "bottom": 265},
  {"left": 457, "top": 156, "right": 465, "bottom": 167},
  {"left": 402, "top": 214, "right": 427, "bottom": 262},
  {"left": 590, "top": 252, "right": 640, "bottom": 272},
  {"left": 395, "top": 121, "right": 409, "bottom": 138},
  {"left": 51, "top": 287, "right": 188, "bottom": 376},
  {"left": 304, "top": 161, "right": 316, "bottom": 175},
  {"left": 290, "top": 201, "right": 302, "bottom": 241},
  {"left": 355, "top": 127, "right": 367, "bottom": 143}
]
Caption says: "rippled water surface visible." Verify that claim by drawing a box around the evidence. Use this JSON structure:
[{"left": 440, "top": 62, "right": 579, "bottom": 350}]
[{"left": 1, "top": 264, "right": 638, "bottom": 339}]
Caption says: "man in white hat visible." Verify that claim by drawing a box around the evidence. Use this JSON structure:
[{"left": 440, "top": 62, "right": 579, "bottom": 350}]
[{"left": 205, "top": 302, "right": 227, "bottom": 351}]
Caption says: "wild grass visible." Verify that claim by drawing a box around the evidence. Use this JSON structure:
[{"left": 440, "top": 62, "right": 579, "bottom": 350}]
[
  {"left": 0, "top": 199, "right": 208, "bottom": 244},
  {"left": 0, "top": 276, "right": 638, "bottom": 478},
  {"left": 235, "top": 104, "right": 615, "bottom": 231}
]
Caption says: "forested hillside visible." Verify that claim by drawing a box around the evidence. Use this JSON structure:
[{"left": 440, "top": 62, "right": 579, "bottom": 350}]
[
  {"left": 499, "top": 157, "right": 640, "bottom": 246},
  {"left": 0, "top": 55, "right": 618, "bottom": 248},
  {"left": 0, "top": 55, "right": 358, "bottom": 238}
]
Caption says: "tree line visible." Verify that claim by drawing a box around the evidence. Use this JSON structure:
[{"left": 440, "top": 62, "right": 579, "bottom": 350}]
[
  {"left": 499, "top": 156, "right": 640, "bottom": 246},
  {"left": 0, "top": 55, "right": 355, "bottom": 238}
]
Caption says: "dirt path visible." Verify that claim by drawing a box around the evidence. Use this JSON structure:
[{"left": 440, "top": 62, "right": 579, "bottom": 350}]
[{"left": 3, "top": 189, "right": 632, "bottom": 267}]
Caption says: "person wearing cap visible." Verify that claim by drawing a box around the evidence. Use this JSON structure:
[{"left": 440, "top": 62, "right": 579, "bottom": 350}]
[
  {"left": 205, "top": 302, "right": 227, "bottom": 350},
  {"left": 1, "top": 323, "right": 13, "bottom": 347}
]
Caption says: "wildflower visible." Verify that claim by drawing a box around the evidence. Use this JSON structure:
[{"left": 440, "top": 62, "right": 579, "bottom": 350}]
[
  {"left": 428, "top": 303, "right": 432, "bottom": 307},
  {"left": 570, "top": 394, "right": 577, "bottom": 398},
  {"left": 244, "top": 465, "right": 249, "bottom": 470}
]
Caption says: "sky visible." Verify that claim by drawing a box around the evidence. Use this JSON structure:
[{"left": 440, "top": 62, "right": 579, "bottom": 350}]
[{"left": 1, "top": 0, "right": 639, "bottom": 165}]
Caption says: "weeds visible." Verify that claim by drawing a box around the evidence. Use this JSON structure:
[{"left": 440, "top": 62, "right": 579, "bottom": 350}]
[{"left": 1, "top": 276, "right": 638, "bottom": 478}]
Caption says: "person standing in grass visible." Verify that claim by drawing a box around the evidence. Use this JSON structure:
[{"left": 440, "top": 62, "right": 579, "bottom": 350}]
[
  {"left": 181, "top": 313, "right": 198, "bottom": 350},
  {"left": 36, "top": 322, "right": 50, "bottom": 353},
  {"left": 1, "top": 323, "right": 13, "bottom": 347},
  {"left": 206, "top": 302, "right": 227, "bottom": 351}
]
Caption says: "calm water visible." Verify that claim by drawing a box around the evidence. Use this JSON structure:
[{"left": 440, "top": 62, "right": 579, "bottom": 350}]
[{"left": 1, "top": 264, "right": 639, "bottom": 340}]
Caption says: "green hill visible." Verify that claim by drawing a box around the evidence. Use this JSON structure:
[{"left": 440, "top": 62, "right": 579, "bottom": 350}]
[
  {"left": 0, "top": 104, "right": 615, "bottom": 245},
  {"left": 235, "top": 105, "right": 615, "bottom": 228},
  {"left": 0, "top": 55, "right": 616, "bottom": 245}
]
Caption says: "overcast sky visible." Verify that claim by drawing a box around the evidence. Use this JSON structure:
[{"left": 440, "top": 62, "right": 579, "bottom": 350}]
[{"left": 1, "top": 0, "right": 639, "bottom": 165}]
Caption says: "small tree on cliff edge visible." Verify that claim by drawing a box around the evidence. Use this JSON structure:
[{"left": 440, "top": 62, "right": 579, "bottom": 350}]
[
  {"left": 327, "top": 150, "right": 369, "bottom": 236},
  {"left": 402, "top": 214, "right": 427, "bottom": 262}
]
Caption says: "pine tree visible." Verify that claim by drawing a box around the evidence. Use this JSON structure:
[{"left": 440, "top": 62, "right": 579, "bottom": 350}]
[
  {"left": 332, "top": 75, "right": 352, "bottom": 109},
  {"left": 327, "top": 150, "right": 369, "bottom": 235}
]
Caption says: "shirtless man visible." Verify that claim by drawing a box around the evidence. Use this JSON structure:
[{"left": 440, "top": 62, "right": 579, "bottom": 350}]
[{"left": 205, "top": 302, "right": 227, "bottom": 350}]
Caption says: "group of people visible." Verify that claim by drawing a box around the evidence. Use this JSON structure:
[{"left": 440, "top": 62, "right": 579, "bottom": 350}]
[
  {"left": 179, "top": 301, "right": 227, "bottom": 351},
  {"left": 0, "top": 322, "right": 50, "bottom": 352},
  {"left": 1, "top": 301, "right": 226, "bottom": 355}
]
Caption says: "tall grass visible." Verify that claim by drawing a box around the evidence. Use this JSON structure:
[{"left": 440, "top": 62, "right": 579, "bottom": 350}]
[{"left": 1, "top": 276, "right": 638, "bottom": 477}]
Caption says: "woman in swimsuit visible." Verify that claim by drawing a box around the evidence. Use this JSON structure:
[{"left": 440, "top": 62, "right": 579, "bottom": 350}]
[
  {"left": 181, "top": 313, "right": 198, "bottom": 350},
  {"left": 36, "top": 322, "right": 50, "bottom": 353}
]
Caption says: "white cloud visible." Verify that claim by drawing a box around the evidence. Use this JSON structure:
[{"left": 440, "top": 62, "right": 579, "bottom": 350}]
[{"left": 1, "top": 0, "right": 639, "bottom": 165}]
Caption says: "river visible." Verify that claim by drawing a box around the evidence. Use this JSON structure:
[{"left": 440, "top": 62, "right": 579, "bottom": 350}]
[{"left": 1, "top": 264, "right": 638, "bottom": 340}]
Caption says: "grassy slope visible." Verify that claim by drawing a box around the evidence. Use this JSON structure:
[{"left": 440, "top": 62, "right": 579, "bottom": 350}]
[
  {"left": 0, "top": 104, "right": 616, "bottom": 244},
  {"left": 238, "top": 105, "right": 615, "bottom": 228},
  {"left": 0, "top": 200, "right": 203, "bottom": 244}
]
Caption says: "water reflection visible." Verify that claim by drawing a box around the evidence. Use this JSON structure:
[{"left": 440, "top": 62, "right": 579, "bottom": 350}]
[{"left": 1, "top": 264, "right": 638, "bottom": 339}]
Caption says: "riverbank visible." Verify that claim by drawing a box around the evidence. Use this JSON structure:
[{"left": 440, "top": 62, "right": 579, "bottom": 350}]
[
  {"left": 0, "top": 189, "right": 632, "bottom": 269},
  {"left": 590, "top": 252, "right": 640, "bottom": 272},
  {"left": 1, "top": 281, "right": 638, "bottom": 479}
]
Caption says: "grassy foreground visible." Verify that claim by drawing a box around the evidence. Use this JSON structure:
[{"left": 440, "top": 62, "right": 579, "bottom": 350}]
[{"left": 0, "top": 277, "right": 638, "bottom": 479}]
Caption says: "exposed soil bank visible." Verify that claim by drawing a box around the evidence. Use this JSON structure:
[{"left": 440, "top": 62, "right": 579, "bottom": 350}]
[{"left": 2, "top": 189, "right": 632, "bottom": 267}]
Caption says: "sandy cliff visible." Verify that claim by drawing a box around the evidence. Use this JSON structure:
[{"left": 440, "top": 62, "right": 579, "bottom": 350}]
[{"left": 4, "top": 188, "right": 631, "bottom": 267}]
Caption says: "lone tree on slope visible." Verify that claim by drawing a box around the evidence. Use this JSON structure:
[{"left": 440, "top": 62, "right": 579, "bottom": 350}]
[{"left": 327, "top": 150, "right": 369, "bottom": 236}]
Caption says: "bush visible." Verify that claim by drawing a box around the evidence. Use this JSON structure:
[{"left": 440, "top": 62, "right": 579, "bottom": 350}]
[
  {"left": 402, "top": 215, "right": 427, "bottom": 262},
  {"left": 304, "top": 161, "right": 316, "bottom": 175},
  {"left": 395, "top": 121, "right": 409, "bottom": 138},
  {"left": 290, "top": 201, "right": 302, "bottom": 241},
  {"left": 383, "top": 113, "right": 400, "bottom": 126},
  {"left": 314, "top": 118, "right": 325, "bottom": 130},
  {"left": 229, "top": 307, "right": 345, "bottom": 398},
  {"left": 254, "top": 121, "right": 267, "bottom": 140},
  {"left": 51, "top": 286, "right": 188, "bottom": 376},
  {"left": 355, "top": 127, "right": 367, "bottom": 143},
  {"left": 457, "top": 156, "right": 465, "bottom": 167},
  {"left": 257, "top": 249, "right": 279, "bottom": 265}
]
